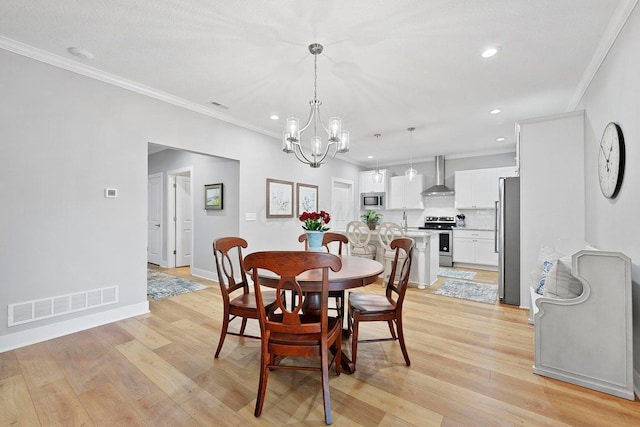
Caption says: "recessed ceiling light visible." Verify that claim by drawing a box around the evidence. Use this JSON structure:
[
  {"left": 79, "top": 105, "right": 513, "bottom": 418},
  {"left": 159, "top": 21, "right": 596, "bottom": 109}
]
[
  {"left": 496, "top": 137, "right": 506, "bottom": 142},
  {"left": 489, "top": 109, "right": 502, "bottom": 115},
  {"left": 270, "top": 114, "right": 279, "bottom": 120},
  {"left": 67, "top": 47, "right": 94, "bottom": 60},
  {"left": 481, "top": 46, "right": 501, "bottom": 58},
  {"left": 367, "top": 155, "right": 374, "bottom": 159}
]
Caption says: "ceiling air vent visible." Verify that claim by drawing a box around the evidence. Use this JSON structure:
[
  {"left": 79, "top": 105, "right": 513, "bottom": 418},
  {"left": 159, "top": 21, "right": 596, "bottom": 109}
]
[{"left": 210, "top": 101, "right": 230, "bottom": 110}]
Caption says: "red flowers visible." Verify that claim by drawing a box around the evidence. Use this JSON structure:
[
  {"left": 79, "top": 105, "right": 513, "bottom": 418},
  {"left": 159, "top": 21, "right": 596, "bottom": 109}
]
[{"left": 299, "top": 210, "right": 331, "bottom": 231}]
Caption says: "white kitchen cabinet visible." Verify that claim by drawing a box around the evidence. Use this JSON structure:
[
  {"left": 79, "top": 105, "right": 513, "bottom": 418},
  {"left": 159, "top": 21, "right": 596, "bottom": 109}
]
[
  {"left": 388, "top": 174, "right": 424, "bottom": 209},
  {"left": 454, "top": 169, "right": 495, "bottom": 208},
  {"left": 455, "top": 166, "right": 518, "bottom": 209},
  {"left": 453, "top": 229, "right": 498, "bottom": 266},
  {"left": 490, "top": 166, "right": 518, "bottom": 203},
  {"left": 453, "top": 236, "right": 475, "bottom": 263},
  {"left": 475, "top": 238, "right": 498, "bottom": 265},
  {"left": 359, "top": 169, "right": 389, "bottom": 194}
]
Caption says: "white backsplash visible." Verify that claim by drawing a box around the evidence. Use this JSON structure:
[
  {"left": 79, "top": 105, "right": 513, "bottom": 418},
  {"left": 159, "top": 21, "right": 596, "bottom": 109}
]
[
  {"left": 457, "top": 209, "right": 496, "bottom": 229},
  {"left": 422, "top": 195, "right": 458, "bottom": 217},
  {"left": 376, "top": 195, "right": 495, "bottom": 230}
]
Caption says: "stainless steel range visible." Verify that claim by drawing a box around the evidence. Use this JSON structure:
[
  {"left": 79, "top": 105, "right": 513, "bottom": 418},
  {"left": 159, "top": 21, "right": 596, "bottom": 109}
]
[{"left": 419, "top": 216, "right": 456, "bottom": 267}]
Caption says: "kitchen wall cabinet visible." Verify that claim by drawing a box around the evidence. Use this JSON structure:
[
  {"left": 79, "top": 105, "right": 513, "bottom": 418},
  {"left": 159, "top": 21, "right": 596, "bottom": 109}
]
[
  {"left": 455, "top": 166, "right": 517, "bottom": 209},
  {"left": 453, "top": 229, "right": 498, "bottom": 266},
  {"left": 388, "top": 174, "right": 424, "bottom": 210},
  {"left": 359, "top": 169, "right": 389, "bottom": 194}
]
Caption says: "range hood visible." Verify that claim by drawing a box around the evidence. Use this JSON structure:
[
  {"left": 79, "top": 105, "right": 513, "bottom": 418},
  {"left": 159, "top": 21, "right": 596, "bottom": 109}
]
[{"left": 421, "top": 155, "right": 455, "bottom": 196}]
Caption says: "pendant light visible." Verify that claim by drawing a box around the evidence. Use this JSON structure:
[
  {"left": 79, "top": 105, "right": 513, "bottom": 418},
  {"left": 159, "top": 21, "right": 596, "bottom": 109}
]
[
  {"left": 372, "top": 133, "right": 383, "bottom": 183},
  {"left": 405, "top": 127, "right": 417, "bottom": 181}
]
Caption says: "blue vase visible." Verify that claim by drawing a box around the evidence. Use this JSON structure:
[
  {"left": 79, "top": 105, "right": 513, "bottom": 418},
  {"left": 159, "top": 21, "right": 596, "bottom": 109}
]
[{"left": 306, "top": 231, "right": 325, "bottom": 252}]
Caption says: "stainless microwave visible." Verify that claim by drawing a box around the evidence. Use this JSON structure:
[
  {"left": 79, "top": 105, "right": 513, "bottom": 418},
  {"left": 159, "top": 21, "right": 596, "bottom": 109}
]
[{"left": 361, "top": 192, "right": 385, "bottom": 209}]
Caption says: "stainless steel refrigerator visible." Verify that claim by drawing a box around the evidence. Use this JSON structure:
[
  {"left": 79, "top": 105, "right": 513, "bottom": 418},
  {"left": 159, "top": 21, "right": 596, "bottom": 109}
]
[{"left": 497, "top": 177, "right": 520, "bottom": 305}]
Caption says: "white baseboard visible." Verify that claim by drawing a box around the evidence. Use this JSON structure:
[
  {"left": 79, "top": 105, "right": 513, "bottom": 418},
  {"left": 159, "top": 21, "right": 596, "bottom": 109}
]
[
  {"left": 0, "top": 301, "right": 149, "bottom": 352},
  {"left": 634, "top": 368, "right": 640, "bottom": 400},
  {"left": 190, "top": 267, "right": 216, "bottom": 282}
]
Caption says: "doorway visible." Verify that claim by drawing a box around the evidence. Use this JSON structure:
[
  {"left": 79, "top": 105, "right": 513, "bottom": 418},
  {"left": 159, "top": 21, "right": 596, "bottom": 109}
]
[
  {"left": 147, "top": 173, "right": 162, "bottom": 265},
  {"left": 330, "top": 177, "right": 354, "bottom": 231},
  {"left": 167, "top": 167, "right": 193, "bottom": 268}
]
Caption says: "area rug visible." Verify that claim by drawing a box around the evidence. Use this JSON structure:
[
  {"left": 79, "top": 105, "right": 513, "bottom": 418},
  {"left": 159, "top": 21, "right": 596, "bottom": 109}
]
[
  {"left": 147, "top": 269, "right": 208, "bottom": 300},
  {"left": 434, "top": 279, "right": 497, "bottom": 304},
  {"left": 438, "top": 268, "right": 477, "bottom": 281}
]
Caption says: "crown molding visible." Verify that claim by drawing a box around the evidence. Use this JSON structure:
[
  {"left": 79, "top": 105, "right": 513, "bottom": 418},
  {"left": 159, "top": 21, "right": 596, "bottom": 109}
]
[
  {"left": 567, "top": 0, "right": 639, "bottom": 110},
  {"left": 0, "top": 36, "right": 280, "bottom": 139}
]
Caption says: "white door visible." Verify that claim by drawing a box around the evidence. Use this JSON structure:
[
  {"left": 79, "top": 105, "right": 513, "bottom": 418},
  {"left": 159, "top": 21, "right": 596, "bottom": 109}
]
[
  {"left": 147, "top": 173, "right": 162, "bottom": 265},
  {"left": 175, "top": 176, "right": 192, "bottom": 267},
  {"left": 331, "top": 178, "right": 353, "bottom": 231}
]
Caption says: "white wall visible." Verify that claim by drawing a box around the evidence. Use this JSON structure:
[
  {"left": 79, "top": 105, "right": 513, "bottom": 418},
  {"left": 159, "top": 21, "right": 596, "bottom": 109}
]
[
  {"left": 518, "top": 111, "right": 585, "bottom": 307},
  {"left": 0, "top": 49, "right": 361, "bottom": 350},
  {"left": 578, "top": 4, "right": 640, "bottom": 381}
]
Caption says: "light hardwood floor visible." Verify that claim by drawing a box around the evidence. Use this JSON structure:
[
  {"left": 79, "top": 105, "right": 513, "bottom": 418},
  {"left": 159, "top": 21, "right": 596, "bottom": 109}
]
[{"left": 2, "top": 265, "right": 639, "bottom": 426}]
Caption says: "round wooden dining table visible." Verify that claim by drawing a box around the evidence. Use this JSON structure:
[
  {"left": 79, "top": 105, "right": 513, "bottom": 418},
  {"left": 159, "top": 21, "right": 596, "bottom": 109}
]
[
  {"left": 258, "top": 254, "right": 383, "bottom": 292},
  {"left": 258, "top": 254, "right": 383, "bottom": 374}
]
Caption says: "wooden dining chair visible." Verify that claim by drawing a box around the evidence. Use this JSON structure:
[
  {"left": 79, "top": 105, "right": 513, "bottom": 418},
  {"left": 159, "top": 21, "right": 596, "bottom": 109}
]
[
  {"left": 347, "top": 237, "right": 414, "bottom": 372},
  {"left": 298, "top": 232, "right": 310, "bottom": 250},
  {"left": 322, "top": 232, "right": 348, "bottom": 255},
  {"left": 322, "top": 232, "right": 349, "bottom": 318},
  {"left": 243, "top": 251, "right": 343, "bottom": 425},
  {"left": 377, "top": 222, "right": 406, "bottom": 283},
  {"left": 212, "top": 237, "right": 279, "bottom": 358}
]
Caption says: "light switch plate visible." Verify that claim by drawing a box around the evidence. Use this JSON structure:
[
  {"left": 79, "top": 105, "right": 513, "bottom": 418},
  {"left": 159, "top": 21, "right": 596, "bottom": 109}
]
[{"left": 245, "top": 212, "right": 257, "bottom": 221}]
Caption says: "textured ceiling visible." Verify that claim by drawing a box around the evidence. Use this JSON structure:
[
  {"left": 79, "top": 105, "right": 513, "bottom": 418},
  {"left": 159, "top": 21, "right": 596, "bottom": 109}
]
[{"left": 0, "top": 0, "right": 634, "bottom": 166}]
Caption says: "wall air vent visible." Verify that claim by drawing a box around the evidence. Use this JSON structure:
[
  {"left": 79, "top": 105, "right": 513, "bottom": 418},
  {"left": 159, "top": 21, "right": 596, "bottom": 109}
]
[{"left": 7, "top": 286, "right": 119, "bottom": 327}]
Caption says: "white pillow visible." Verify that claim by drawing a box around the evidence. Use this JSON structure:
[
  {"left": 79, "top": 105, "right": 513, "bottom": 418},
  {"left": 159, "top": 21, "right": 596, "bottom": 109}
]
[
  {"left": 534, "top": 260, "right": 553, "bottom": 295},
  {"left": 530, "top": 245, "right": 562, "bottom": 294},
  {"left": 543, "top": 255, "right": 583, "bottom": 299}
]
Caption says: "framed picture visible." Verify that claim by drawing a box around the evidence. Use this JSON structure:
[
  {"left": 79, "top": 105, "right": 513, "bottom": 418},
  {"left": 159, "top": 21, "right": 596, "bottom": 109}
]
[
  {"left": 266, "top": 178, "right": 294, "bottom": 218},
  {"left": 297, "top": 183, "right": 318, "bottom": 216},
  {"left": 204, "top": 183, "right": 223, "bottom": 210}
]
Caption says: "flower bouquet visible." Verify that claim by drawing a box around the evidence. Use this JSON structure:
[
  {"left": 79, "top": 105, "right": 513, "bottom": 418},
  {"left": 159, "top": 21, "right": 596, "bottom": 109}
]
[{"left": 299, "top": 210, "right": 331, "bottom": 231}]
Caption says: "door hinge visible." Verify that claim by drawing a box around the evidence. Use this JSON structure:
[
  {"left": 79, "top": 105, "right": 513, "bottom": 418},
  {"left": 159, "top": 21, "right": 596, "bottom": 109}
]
[{"left": 173, "top": 250, "right": 177, "bottom": 255}]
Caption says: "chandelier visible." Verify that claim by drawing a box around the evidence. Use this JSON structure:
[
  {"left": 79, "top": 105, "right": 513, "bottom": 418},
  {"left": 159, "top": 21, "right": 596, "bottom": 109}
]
[{"left": 282, "top": 43, "right": 349, "bottom": 168}]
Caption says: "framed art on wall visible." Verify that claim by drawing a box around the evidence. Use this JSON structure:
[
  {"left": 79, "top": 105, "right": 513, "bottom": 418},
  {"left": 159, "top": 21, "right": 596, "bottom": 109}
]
[
  {"left": 266, "top": 178, "right": 294, "bottom": 218},
  {"left": 205, "top": 183, "right": 223, "bottom": 210},
  {"left": 297, "top": 183, "right": 318, "bottom": 216}
]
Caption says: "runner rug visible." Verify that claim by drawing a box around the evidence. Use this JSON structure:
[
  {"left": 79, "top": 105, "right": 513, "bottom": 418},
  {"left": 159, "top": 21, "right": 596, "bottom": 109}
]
[
  {"left": 437, "top": 268, "right": 477, "bottom": 281},
  {"left": 147, "top": 269, "right": 208, "bottom": 300},
  {"left": 434, "top": 279, "right": 497, "bottom": 304}
]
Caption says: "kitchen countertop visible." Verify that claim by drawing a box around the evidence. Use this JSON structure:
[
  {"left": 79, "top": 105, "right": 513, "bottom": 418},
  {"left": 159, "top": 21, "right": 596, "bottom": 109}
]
[
  {"left": 453, "top": 227, "right": 495, "bottom": 231},
  {"left": 403, "top": 228, "right": 439, "bottom": 236}
]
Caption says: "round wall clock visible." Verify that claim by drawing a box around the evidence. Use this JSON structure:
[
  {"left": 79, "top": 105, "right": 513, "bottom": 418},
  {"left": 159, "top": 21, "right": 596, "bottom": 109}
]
[{"left": 598, "top": 122, "right": 625, "bottom": 199}]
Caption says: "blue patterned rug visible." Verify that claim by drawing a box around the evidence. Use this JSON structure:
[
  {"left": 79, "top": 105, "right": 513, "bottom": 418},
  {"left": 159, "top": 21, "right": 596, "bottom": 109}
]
[
  {"left": 438, "top": 268, "right": 477, "bottom": 281},
  {"left": 147, "top": 269, "right": 208, "bottom": 300},
  {"left": 434, "top": 279, "right": 497, "bottom": 304}
]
